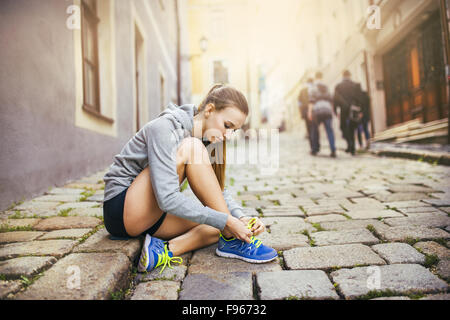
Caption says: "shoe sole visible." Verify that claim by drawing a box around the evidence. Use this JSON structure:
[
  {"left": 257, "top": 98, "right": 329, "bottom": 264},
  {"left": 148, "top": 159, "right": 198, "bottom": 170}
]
[
  {"left": 215, "top": 248, "right": 277, "bottom": 264},
  {"left": 137, "top": 234, "right": 151, "bottom": 273}
]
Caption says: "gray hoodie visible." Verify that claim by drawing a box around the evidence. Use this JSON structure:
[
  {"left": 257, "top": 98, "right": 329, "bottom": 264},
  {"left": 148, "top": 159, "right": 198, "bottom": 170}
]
[{"left": 103, "top": 102, "right": 245, "bottom": 231}]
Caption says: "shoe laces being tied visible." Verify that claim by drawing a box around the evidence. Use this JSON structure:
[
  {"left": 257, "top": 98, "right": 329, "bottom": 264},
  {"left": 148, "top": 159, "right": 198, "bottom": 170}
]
[
  {"left": 246, "top": 218, "right": 262, "bottom": 248},
  {"left": 155, "top": 243, "right": 183, "bottom": 274}
]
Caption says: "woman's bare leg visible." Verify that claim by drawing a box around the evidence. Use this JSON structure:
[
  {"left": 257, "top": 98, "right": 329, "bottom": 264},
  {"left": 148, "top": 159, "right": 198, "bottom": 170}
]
[{"left": 123, "top": 137, "right": 233, "bottom": 256}]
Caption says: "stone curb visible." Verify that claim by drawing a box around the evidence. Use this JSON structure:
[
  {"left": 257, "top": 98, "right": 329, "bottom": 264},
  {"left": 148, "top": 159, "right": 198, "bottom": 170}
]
[{"left": 370, "top": 148, "right": 450, "bottom": 166}]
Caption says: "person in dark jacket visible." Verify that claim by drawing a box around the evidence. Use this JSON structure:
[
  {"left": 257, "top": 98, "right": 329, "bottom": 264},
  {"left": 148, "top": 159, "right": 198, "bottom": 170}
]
[{"left": 333, "top": 70, "right": 363, "bottom": 155}]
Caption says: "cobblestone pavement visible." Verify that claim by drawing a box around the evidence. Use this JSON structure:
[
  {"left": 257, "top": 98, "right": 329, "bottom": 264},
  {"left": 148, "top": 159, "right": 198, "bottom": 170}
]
[{"left": 1, "top": 131, "right": 449, "bottom": 300}]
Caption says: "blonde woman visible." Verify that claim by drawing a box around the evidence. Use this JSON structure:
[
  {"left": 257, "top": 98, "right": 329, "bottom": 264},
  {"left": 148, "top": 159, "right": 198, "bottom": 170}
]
[{"left": 103, "top": 84, "right": 277, "bottom": 273}]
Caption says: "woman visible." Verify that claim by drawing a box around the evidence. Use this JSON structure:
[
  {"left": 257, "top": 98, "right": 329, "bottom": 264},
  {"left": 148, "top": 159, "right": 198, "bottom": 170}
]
[{"left": 103, "top": 84, "right": 277, "bottom": 273}]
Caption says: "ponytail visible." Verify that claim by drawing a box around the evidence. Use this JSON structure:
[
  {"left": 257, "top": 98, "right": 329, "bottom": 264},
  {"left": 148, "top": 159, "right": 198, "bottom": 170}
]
[{"left": 199, "top": 84, "right": 248, "bottom": 191}]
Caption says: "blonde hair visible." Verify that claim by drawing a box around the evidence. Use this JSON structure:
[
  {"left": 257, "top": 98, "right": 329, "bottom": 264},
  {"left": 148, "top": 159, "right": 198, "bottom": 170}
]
[{"left": 199, "top": 84, "right": 249, "bottom": 191}]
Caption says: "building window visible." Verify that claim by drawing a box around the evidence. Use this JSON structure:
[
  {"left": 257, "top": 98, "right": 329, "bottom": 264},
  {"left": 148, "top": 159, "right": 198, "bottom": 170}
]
[{"left": 81, "top": 0, "right": 102, "bottom": 117}]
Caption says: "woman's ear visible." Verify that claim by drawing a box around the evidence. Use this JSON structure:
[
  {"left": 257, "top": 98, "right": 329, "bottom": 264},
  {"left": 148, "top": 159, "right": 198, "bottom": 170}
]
[{"left": 204, "top": 103, "right": 215, "bottom": 118}]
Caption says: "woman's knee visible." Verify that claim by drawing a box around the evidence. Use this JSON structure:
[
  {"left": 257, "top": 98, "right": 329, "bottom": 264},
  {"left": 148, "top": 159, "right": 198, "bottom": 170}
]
[{"left": 177, "top": 137, "right": 210, "bottom": 166}]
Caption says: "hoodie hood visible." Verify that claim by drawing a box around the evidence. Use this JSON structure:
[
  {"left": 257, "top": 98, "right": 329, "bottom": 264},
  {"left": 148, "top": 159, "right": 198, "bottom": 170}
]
[{"left": 158, "top": 102, "right": 198, "bottom": 135}]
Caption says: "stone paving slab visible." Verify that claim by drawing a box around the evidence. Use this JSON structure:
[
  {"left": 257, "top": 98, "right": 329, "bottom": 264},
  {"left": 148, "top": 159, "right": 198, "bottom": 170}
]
[
  {"left": 69, "top": 207, "right": 103, "bottom": 217},
  {"left": 32, "top": 194, "right": 83, "bottom": 203},
  {"left": 423, "top": 199, "right": 450, "bottom": 207},
  {"left": 0, "top": 256, "right": 57, "bottom": 279},
  {"left": 14, "top": 252, "right": 131, "bottom": 300},
  {"left": 282, "top": 198, "right": 317, "bottom": 207},
  {"left": 413, "top": 241, "right": 450, "bottom": 260},
  {"left": 283, "top": 244, "right": 386, "bottom": 270},
  {"left": 257, "top": 231, "right": 309, "bottom": 251},
  {"left": 0, "top": 280, "right": 22, "bottom": 299},
  {"left": 0, "top": 239, "right": 78, "bottom": 261},
  {"left": 137, "top": 265, "right": 187, "bottom": 282},
  {"left": 305, "top": 214, "right": 348, "bottom": 223},
  {"left": 0, "top": 218, "right": 41, "bottom": 228},
  {"left": 419, "top": 293, "right": 450, "bottom": 300},
  {"left": 331, "top": 264, "right": 449, "bottom": 299},
  {"left": 383, "top": 213, "right": 450, "bottom": 228},
  {"left": 63, "top": 183, "right": 104, "bottom": 191},
  {"left": 318, "top": 219, "right": 388, "bottom": 231},
  {"left": 261, "top": 217, "right": 316, "bottom": 233},
  {"left": 371, "top": 243, "right": 425, "bottom": 264},
  {"left": 0, "top": 231, "right": 46, "bottom": 244},
  {"left": 387, "top": 184, "right": 436, "bottom": 193},
  {"left": 325, "top": 190, "right": 365, "bottom": 199},
  {"left": 384, "top": 201, "right": 432, "bottom": 209},
  {"left": 260, "top": 206, "right": 305, "bottom": 217},
  {"left": 74, "top": 228, "right": 141, "bottom": 260},
  {"left": 38, "top": 228, "right": 92, "bottom": 240},
  {"left": 130, "top": 280, "right": 180, "bottom": 300},
  {"left": 46, "top": 188, "right": 85, "bottom": 195},
  {"left": 311, "top": 229, "right": 380, "bottom": 246},
  {"left": 243, "top": 200, "right": 273, "bottom": 209},
  {"left": 179, "top": 272, "right": 254, "bottom": 300},
  {"left": 375, "top": 225, "right": 450, "bottom": 242},
  {"left": 345, "top": 209, "right": 404, "bottom": 220},
  {"left": 302, "top": 205, "right": 346, "bottom": 216},
  {"left": 13, "top": 201, "right": 61, "bottom": 212},
  {"left": 260, "top": 193, "right": 295, "bottom": 203},
  {"left": 56, "top": 202, "right": 100, "bottom": 211},
  {"left": 33, "top": 216, "right": 102, "bottom": 231},
  {"left": 188, "top": 245, "right": 282, "bottom": 274},
  {"left": 398, "top": 206, "right": 443, "bottom": 216},
  {"left": 436, "top": 260, "right": 450, "bottom": 280},
  {"left": 371, "top": 296, "right": 411, "bottom": 300},
  {"left": 256, "top": 270, "right": 339, "bottom": 300}
]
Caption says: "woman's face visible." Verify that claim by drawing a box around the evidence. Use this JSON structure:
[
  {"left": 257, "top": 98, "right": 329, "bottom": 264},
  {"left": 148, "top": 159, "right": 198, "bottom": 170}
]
[{"left": 203, "top": 104, "right": 247, "bottom": 143}]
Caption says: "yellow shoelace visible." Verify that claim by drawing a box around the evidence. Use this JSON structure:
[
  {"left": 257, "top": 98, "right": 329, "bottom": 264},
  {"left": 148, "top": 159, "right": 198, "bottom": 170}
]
[
  {"left": 155, "top": 243, "right": 183, "bottom": 274},
  {"left": 247, "top": 218, "right": 262, "bottom": 248}
]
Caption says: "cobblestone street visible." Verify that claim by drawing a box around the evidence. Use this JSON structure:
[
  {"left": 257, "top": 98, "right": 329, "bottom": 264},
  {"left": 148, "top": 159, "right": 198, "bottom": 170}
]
[{"left": 1, "top": 131, "right": 449, "bottom": 300}]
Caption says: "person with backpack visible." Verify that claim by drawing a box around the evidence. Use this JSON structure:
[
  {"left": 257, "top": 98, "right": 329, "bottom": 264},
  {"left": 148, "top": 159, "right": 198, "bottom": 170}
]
[
  {"left": 307, "top": 72, "right": 337, "bottom": 158},
  {"left": 333, "top": 70, "right": 363, "bottom": 155},
  {"left": 298, "top": 78, "right": 314, "bottom": 148}
]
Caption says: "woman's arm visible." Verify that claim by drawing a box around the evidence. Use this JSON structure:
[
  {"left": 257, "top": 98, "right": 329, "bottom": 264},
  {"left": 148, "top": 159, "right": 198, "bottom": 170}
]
[
  {"left": 222, "top": 188, "right": 246, "bottom": 220},
  {"left": 144, "top": 118, "right": 229, "bottom": 230}
]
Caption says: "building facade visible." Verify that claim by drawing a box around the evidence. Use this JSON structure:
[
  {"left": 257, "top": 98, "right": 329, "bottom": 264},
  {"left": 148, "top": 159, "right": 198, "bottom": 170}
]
[
  {"left": 284, "top": 0, "right": 449, "bottom": 143},
  {"left": 0, "top": 0, "right": 191, "bottom": 211}
]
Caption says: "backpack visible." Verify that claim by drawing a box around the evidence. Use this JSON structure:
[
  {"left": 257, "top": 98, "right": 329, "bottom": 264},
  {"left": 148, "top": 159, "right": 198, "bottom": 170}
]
[
  {"left": 313, "top": 100, "right": 333, "bottom": 118},
  {"left": 349, "top": 104, "right": 362, "bottom": 123},
  {"left": 312, "top": 83, "right": 333, "bottom": 118}
]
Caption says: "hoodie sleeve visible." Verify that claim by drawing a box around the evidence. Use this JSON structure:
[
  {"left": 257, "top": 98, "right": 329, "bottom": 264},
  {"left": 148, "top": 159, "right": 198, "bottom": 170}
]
[
  {"left": 223, "top": 188, "right": 246, "bottom": 220},
  {"left": 144, "top": 117, "right": 229, "bottom": 230}
]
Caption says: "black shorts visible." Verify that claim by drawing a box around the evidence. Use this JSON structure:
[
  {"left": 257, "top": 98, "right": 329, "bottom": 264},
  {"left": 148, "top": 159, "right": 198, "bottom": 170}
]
[{"left": 103, "top": 187, "right": 167, "bottom": 239}]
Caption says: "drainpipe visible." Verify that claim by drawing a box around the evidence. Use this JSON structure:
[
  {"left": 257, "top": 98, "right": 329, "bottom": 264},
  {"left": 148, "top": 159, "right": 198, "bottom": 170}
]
[
  {"left": 439, "top": 0, "right": 450, "bottom": 144},
  {"left": 364, "top": 50, "right": 375, "bottom": 138},
  {"left": 175, "top": 0, "right": 182, "bottom": 106}
]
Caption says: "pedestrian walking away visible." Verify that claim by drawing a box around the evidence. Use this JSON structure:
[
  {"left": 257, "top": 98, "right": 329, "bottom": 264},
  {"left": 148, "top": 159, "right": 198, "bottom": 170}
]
[
  {"left": 298, "top": 78, "right": 315, "bottom": 149},
  {"left": 102, "top": 84, "right": 277, "bottom": 274},
  {"left": 308, "top": 72, "right": 337, "bottom": 158},
  {"left": 333, "top": 70, "right": 364, "bottom": 155}
]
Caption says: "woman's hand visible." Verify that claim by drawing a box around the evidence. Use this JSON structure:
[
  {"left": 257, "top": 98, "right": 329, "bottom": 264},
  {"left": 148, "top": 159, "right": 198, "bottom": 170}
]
[
  {"left": 223, "top": 216, "right": 253, "bottom": 243},
  {"left": 239, "top": 216, "right": 265, "bottom": 236}
]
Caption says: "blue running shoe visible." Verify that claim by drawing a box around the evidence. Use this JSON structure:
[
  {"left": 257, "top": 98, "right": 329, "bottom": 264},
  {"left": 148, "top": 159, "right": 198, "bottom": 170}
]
[
  {"left": 216, "top": 218, "right": 277, "bottom": 263},
  {"left": 137, "top": 234, "right": 183, "bottom": 273}
]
